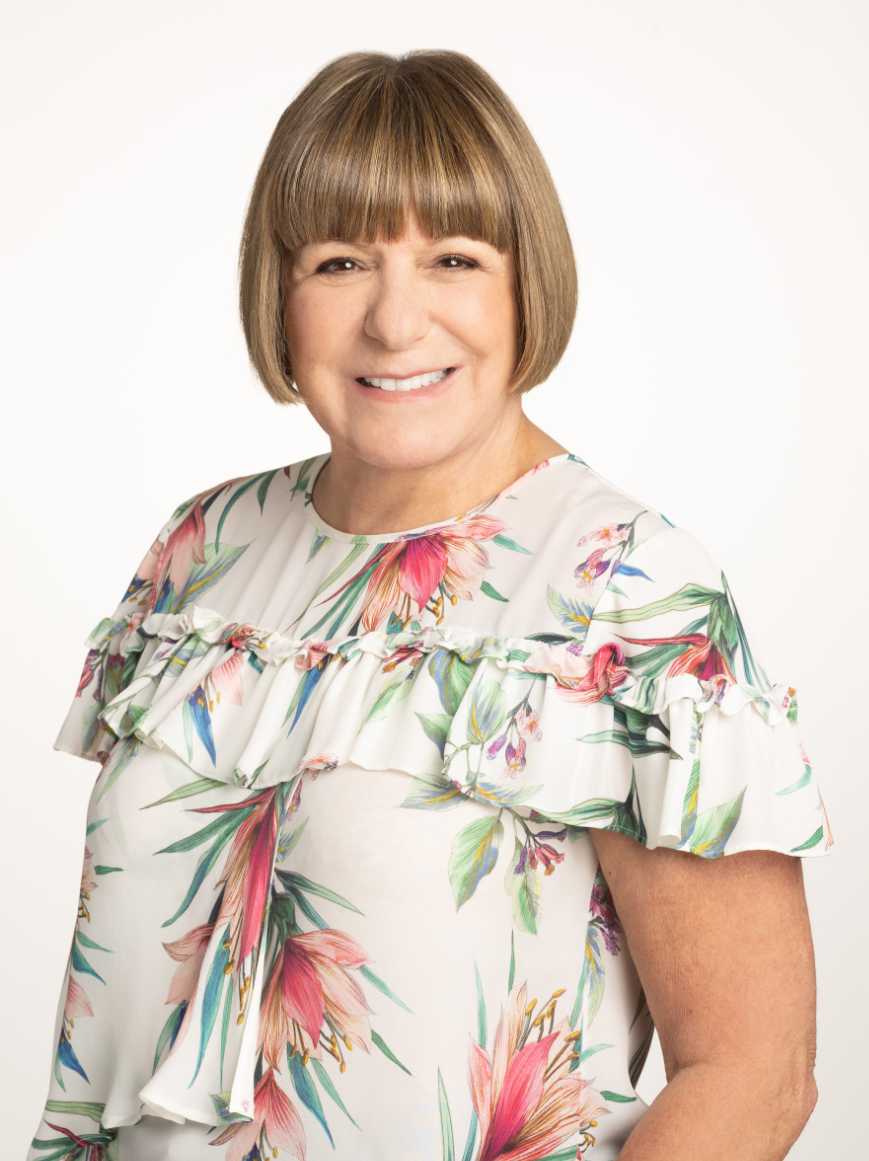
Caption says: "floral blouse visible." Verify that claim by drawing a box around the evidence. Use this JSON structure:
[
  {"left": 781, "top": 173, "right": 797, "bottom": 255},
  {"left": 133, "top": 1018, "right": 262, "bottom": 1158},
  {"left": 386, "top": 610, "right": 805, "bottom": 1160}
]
[{"left": 28, "top": 450, "right": 834, "bottom": 1161}]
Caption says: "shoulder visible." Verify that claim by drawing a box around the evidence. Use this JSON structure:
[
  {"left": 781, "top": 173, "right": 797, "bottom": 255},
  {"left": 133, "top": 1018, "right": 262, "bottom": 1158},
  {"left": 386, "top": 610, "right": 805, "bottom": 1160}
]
[
  {"left": 549, "top": 456, "right": 730, "bottom": 596},
  {"left": 512, "top": 456, "right": 751, "bottom": 662},
  {"left": 518, "top": 455, "right": 676, "bottom": 603},
  {"left": 159, "top": 455, "right": 316, "bottom": 544}
]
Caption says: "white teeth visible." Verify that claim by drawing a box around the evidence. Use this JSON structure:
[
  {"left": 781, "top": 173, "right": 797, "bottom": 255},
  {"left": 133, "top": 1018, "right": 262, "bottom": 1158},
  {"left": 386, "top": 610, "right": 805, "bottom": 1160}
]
[{"left": 360, "top": 368, "right": 452, "bottom": 391}]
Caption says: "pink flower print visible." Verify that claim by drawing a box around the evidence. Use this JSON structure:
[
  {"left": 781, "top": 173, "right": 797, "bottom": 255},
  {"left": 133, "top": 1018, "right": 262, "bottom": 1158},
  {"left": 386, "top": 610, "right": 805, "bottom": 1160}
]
[
  {"left": 552, "top": 642, "right": 630, "bottom": 704},
  {"left": 574, "top": 545, "right": 612, "bottom": 589},
  {"left": 159, "top": 922, "right": 214, "bottom": 1048},
  {"left": 515, "top": 703, "right": 542, "bottom": 742},
  {"left": 486, "top": 703, "right": 543, "bottom": 777},
  {"left": 63, "top": 973, "right": 94, "bottom": 1027},
  {"left": 524, "top": 641, "right": 587, "bottom": 682},
  {"left": 468, "top": 980, "right": 609, "bottom": 1160},
  {"left": 504, "top": 734, "right": 527, "bottom": 776},
  {"left": 73, "top": 647, "right": 101, "bottom": 699},
  {"left": 224, "top": 623, "right": 263, "bottom": 650},
  {"left": 312, "top": 514, "right": 506, "bottom": 632},
  {"left": 576, "top": 523, "right": 628, "bottom": 550},
  {"left": 515, "top": 826, "right": 568, "bottom": 878},
  {"left": 297, "top": 753, "right": 341, "bottom": 781},
  {"left": 210, "top": 1066, "right": 306, "bottom": 1161},
  {"left": 259, "top": 929, "right": 374, "bottom": 1072},
  {"left": 619, "top": 630, "right": 737, "bottom": 685},
  {"left": 162, "top": 923, "right": 214, "bottom": 1006},
  {"left": 214, "top": 791, "right": 280, "bottom": 973},
  {"left": 150, "top": 502, "right": 207, "bottom": 611},
  {"left": 180, "top": 790, "right": 281, "bottom": 1023},
  {"left": 294, "top": 640, "right": 332, "bottom": 671},
  {"left": 589, "top": 876, "right": 623, "bottom": 956},
  {"left": 206, "top": 645, "right": 247, "bottom": 707}
]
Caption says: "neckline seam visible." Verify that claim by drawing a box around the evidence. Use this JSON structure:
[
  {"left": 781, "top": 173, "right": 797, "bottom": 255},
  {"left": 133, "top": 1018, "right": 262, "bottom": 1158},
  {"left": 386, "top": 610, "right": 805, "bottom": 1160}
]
[{"left": 301, "top": 451, "right": 576, "bottom": 543}]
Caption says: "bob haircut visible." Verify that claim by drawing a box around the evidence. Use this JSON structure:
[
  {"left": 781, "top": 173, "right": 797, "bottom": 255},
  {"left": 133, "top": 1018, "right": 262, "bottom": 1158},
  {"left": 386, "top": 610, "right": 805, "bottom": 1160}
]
[{"left": 238, "top": 49, "right": 578, "bottom": 404}]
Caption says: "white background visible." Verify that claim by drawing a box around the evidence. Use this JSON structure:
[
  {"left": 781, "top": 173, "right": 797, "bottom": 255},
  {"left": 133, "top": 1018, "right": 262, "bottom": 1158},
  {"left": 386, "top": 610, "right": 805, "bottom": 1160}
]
[{"left": 3, "top": 2, "right": 865, "bottom": 1156}]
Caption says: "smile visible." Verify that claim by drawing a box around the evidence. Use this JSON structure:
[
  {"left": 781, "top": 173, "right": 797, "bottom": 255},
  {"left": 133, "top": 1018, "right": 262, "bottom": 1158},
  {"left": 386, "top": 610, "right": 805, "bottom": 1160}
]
[{"left": 356, "top": 367, "right": 457, "bottom": 392}]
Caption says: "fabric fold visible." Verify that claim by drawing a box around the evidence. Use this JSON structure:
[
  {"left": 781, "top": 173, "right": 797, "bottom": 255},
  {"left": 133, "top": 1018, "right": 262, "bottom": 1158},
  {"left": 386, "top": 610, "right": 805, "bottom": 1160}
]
[{"left": 54, "top": 598, "right": 832, "bottom": 861}]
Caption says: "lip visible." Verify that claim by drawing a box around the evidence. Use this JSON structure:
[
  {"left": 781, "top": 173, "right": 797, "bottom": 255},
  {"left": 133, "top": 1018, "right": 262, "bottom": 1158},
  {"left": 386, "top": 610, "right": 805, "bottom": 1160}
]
[
  {"left": 357, "top": 366, "right": 455, "bottom": 381},
  {"left": 353, "top": 365, "right": 460, "bottom": 402}
]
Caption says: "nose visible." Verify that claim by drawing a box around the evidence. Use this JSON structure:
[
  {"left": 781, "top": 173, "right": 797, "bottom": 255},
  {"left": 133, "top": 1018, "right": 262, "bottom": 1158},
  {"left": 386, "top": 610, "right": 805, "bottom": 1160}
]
[{"left": 362, "top": 266, "right": 433, "bottom": 350}]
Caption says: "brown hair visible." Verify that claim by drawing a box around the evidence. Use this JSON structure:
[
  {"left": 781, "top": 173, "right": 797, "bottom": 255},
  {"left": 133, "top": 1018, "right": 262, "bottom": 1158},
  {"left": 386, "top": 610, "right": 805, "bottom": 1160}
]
[{"left": 238, "top": 50, "right": 578, "bottom": 404}]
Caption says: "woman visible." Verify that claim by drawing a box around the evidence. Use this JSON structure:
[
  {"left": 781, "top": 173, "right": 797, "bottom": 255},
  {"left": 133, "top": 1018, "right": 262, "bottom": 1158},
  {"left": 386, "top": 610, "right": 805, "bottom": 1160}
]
[{"left": 28, "top": 50, "right": 832, "bottom": 1161}]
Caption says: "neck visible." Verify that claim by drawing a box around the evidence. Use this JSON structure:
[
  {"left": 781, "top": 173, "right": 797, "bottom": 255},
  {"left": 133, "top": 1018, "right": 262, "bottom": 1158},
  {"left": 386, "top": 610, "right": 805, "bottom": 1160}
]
[{"left": 312, "top": 420, "right": 568, "bottom": 538}]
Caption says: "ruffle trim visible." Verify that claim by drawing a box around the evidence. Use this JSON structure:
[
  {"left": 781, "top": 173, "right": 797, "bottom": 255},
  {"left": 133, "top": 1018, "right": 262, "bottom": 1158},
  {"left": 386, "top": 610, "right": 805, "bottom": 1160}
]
[{"left": 54, "top": 599, "right": 833, "bottom": 861}]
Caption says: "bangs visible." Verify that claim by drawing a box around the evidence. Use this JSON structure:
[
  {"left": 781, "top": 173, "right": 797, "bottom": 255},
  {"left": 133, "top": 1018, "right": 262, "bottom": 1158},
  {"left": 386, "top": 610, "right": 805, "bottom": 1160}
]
[{"left": 269, "top": 71, "right": 515, "bottom": 255}]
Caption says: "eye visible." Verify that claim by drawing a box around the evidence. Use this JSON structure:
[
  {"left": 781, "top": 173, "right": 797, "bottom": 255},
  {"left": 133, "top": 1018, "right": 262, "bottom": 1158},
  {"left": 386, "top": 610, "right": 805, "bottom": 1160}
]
[
  {"left": 438, "top": 254, "right": 478, "bottom": 270},
  {"left": 315, "top": 257, "right": 360, "bottom": 275},
  {"left": 314, "top": 254, "right": 479, "bottom": 275}
]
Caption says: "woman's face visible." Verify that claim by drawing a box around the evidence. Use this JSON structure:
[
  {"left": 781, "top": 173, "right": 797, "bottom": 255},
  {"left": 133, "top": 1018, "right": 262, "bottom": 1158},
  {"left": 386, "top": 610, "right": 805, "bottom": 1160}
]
[{"left": 283, "top": 209, "right": 520, "bottom": 470}]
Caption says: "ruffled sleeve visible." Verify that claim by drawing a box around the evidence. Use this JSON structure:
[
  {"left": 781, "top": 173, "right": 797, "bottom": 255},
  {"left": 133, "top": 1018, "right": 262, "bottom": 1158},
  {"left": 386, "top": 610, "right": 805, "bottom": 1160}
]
[
  {"left": 553, "top": 521, "right": 834, "bottom": 859},
  {"left": 52, "top": 494, "right": 200, "bottom": 766}
]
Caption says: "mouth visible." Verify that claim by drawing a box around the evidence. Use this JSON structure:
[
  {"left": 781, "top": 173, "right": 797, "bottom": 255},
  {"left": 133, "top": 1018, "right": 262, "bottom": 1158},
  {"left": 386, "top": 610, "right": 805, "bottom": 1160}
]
[{"left": 353, "top": 366, "right": 460, "bottom": 401}]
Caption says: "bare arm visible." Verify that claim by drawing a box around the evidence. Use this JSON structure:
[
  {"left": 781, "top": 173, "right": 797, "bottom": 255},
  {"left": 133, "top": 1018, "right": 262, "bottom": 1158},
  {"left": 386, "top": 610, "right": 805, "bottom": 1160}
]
[{"left": 589, "top": 828, "right": 819, "bottom": 1160}]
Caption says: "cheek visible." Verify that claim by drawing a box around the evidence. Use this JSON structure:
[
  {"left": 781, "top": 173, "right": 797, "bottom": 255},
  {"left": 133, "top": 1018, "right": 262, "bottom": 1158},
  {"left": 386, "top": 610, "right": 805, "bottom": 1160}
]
[
  {"left": 443, "top": 281, "right": 516, "bottom": 354},
  {"left": 285, "top": 291, "right": 357, "bottom": 369}
]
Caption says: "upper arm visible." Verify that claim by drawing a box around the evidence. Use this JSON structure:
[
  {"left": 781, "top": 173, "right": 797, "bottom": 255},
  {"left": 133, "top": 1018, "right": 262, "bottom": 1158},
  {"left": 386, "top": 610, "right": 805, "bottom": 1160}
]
[{"left": 588, "top": 825, "right": 818, "bottom": 1104}]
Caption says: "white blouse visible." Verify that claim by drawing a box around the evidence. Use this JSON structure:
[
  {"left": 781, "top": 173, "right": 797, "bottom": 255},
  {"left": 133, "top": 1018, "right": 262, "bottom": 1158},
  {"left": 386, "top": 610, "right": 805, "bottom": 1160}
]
[{"left": 28, "top": 450, "right": 833, "bottom": 1161}]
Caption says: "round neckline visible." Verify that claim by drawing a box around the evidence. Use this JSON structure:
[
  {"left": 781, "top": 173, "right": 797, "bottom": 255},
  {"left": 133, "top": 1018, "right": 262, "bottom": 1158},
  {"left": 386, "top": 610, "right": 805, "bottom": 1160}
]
[{"left": 302, "top": 450, "right": 576, "bottom": 543}]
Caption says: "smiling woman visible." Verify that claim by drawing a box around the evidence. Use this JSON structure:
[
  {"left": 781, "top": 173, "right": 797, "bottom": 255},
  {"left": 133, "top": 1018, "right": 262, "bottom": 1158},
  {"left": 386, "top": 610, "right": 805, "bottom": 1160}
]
[
  {"left": 237, "top": 51, "right": 576, "bottom": 409},
  {"left": 29, "top": 49, "right": 833, "bottom": 1161}
]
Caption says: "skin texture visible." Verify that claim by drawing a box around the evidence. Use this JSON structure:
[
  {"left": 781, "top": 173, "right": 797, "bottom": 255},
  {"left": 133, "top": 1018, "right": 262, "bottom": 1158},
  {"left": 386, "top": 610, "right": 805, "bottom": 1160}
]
[
  {"left": 284, "top": 210, "right": 820, "bottom": 1155},
  {"left": 283, "top": 208, "right": 567, "bottom": 536},
  {"left": 589, "top": 828, "right": 819, "bottom": 1159}
]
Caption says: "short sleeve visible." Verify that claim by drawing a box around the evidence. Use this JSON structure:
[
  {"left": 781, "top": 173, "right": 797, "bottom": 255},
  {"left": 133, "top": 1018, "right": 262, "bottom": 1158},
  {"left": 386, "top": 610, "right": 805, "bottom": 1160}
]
[
  {"left": 576, "top": 521, "right": 834, "bottom": 858},
  {"left": 52, "top": 494, "right": 198, "bottom": 766}
]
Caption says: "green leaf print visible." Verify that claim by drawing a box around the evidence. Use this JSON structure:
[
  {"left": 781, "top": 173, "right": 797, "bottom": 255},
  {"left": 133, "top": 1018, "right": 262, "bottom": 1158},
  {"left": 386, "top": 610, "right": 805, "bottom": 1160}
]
[
  {"left": 591, "top": 580, "right": 721, "bottom": 623},
  {"left": 308, "top": 1056, "right": 362, "bottom": 1129},
  {"left": 430, "top": 648, "right": 475, "bottom": 717},
  {"left": 685, "top": 786, "right": 747, "bottom": 857},
  {"left": 176, "top": 541, "right": 249, "bottom": 608},
  {"left": 191, "top": 920, "right": 232, "bottom": 1083},
  {"left": 287, "top": 1046, "right": 336, "bottom": 1147},
  {"left": 437, "top": 1066, "right": 456, "bottom": 1161},
  {"left": 416, "top": 710, "right": 454, "bottom": 757},
  {"left": 274, "top": 869, "right": 365, "bottom": 914},
  {"left": 370, "top": 1027, "right": 413, "bottom": 1074},
  {"left": 43, "top": 1098, "right": 106, "bottom": 1122},
  {"left": 490, "top": 531, "right": 533, "bottom": 554},
  {"left": 504, "top": 833, "right": 542, "bottom": 934},
  {"left": 362, "top": 672, "right": 413, "bottom": 725},
  {"left": 449, "top": 815, "right": 503, "bottom": 909},
  {"left": 466, "top": 677, "right": 506, "bottom": 745},
  {"left": 399, "top": 777, "right": 467, "bottom": 810},
  {"left": 479, "top": 579, "right": 509, "bottom": 602},
  {"left": 546, "top": 583, "right": 595, "bottom": 638}
]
